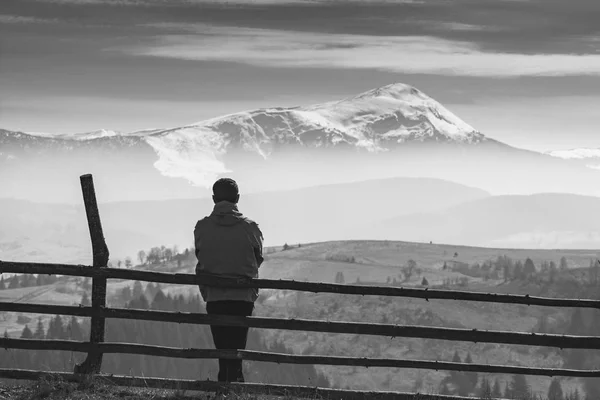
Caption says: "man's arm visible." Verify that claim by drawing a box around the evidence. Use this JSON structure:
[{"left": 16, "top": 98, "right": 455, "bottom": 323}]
[
  {"left": 193, "top": 221, "right": 202, "bottom": 273},
  {"left": 252, "top": 223, "right": 264, "bottom": 267}
]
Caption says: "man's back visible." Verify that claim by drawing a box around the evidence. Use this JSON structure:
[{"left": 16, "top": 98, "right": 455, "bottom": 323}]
[{"left": 194, "top": 200, "right": 263, "bottom": 302}]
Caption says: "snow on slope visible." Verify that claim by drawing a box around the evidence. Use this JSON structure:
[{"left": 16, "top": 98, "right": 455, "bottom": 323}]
[
  {"left": 547, "top": 148, "right": 600, "bottom": 160},
  {"left": 6, "top": 83, "right": 486, "bottom": 187},
  {"left": 546, "top": 148, "right": 600, "bottom": 170}
]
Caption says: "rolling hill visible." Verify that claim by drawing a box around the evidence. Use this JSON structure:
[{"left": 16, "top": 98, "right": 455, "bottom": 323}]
[{"left": 356, "top": 193, "right": 600, "bottom": 249}]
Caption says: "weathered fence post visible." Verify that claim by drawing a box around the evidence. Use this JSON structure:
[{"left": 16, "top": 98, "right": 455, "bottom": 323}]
[{"left": 74, "top": 174, "right": 109, "bottom": 374}]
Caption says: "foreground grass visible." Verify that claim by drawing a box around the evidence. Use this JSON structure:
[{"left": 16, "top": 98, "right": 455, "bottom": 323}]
[{"left": 0, "top": 377, "right": 313, "bottom": 400}]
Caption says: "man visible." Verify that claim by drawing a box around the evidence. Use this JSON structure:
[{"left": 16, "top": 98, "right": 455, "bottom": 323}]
[{"left": 194, "top": 178, "right": 264, "bottom": 383}]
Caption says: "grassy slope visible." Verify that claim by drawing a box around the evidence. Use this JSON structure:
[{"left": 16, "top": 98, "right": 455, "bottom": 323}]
[
  {"left": 1, "top": 240, "right": 598, "bottom": 397},
  {"left": 257, "top": 241, "right": 597, "bottom": 396}
]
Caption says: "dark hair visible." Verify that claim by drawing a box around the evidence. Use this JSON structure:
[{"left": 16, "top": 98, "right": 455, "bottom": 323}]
[{"left": 212, "top": 178, "right": 239, "bottom": 203}]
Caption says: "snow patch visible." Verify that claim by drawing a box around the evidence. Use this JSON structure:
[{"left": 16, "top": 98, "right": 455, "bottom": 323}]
[
  {"left": 547, "top": 148, "right": 600, "bottom": 160},
  {"left": 144, "top": 127, "right": 231, "bottom": 187}
]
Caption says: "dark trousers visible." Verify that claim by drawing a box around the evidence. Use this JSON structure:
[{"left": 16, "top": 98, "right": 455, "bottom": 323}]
[{"left": 206, "top": 300, "right": 254, "bottom": 383}]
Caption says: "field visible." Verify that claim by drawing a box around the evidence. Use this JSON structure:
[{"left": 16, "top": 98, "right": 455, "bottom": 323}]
[{"left": 1, "top": 240, "right": 599, "bottom": 398}]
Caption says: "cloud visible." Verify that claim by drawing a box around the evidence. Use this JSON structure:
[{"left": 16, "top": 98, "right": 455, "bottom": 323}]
[
  {"left": 119, "top": 25, "right": 600, "bottom": 77},
  {"left": 0, "top": 14, "right": 59, "bottom": 24}
]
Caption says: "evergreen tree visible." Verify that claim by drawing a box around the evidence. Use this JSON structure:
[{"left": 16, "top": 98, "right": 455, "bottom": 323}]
[
  {"left": 492, "top": 379, "right": 502, "bottom": 398},
  {"left": 464, "top": 352, "right": 478, "bottom": 388},
  {"left": 510, "top": 374, "right": 530, "bottom": 399},
  {"left": 8, "top": 275, "right": 20, "bottom": 289},
  {"left": 560, "top": 256, "right": 569, "bottom": 271},
  {"left": 524, "top": 258, "right": 536, "bottom": 277},
  {"left": 48, "top": 315, "right": 65, "bottom": 339},
  {"left": 479, "top": 377, "right": 493, "bottom": 399},
  {"left": 450, "top": 351, "right": 462, "bottom": 381},
  {"left": 20, "top": 325, "right": 33, "bottom": 339},
  {"left": 0, "top": 276, "right": 5, "bottom": 290},
  {"left": 81, "top": 291, "right": 91, "bottom": 306},
  {"left": 549, "top": 261, "right": 558, "bottom": 283},
  {"left": 132, "top": 281, "right": 144, "bottom": 299},
  {"left": 68, "top": 317, "right": 84, "bottom": 341},
  {"left": 421, "top": 277, "right": 429, "bottom": 286},
  {"left": 33, "top": 318, "right": 45, "bottom": 339},
  {"left": 548, "top": 378, "right": 563, "bottom": 400},
  {"left": 505, "top": 381, "right": 513, "bottom": 399}
]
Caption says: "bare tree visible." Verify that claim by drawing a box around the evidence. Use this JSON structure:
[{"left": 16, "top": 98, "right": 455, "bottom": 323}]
[{"left": 137, "top": 250, "right": 146, "bottom": 265}]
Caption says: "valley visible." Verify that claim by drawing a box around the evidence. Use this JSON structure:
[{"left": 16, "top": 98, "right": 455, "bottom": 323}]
[{"left": 2, "top": 240, "right": 599, "bottom": 398}]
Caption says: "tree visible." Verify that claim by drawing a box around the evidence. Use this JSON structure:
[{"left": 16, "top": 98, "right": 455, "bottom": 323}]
[
  {"left": 560, "top": 256, "right": 568, "bottom": 271},
  {"left": 464, "top": 353, "right": 478, "bottom": 388},
  {"left": 404, "top": 259, "right": 417, "bottom": 281},
  {"left": 117, "top": 260, "right": 122, "bottom": 268},
  {"left": 68, "top": 316, "right": 83, "bottom": 341},
  {"left": 33, "top": 318, "right": 45, "bottom": 339},
  {"left": 421, "top": 277, "right": 429, "bottom": 286},
  {"left": 119, "top": 286, "right": 132, "bottom": 304},
  {"left": 132, "top": 281, "right": 144, "bottom": 299},
  {"left": 164, "top": 248, "right": 173, "bottom": 262},
  {"left": 81, "top": 291, "right": 91, "bottom": 307},
  {"left": 0, "top": 276, "right": 5, "bottom": 290},
  {"left": 8, "top": 275, "right": 20, "bottom": 289},
  {"left": 283, "top": 243, "right": 290, "bottom": 251},
  {"left": 547, "top": 378, "right": 563, "bottom": 400},
  {"left": 549, "top": 261, "right": 558, "bottom": 283},
  {"left": 569, "top": 308, "right": 586, "bottom": 336},
  {"left": 510, "top": 374, "right": 530, "bottom": 400},
  {"left": 20, "top": 325, "right": 33, "bottom": 339},
  {"left": 523, "top": 258, "right": 536, "bottom": 277},
  {"left": 137, "top": 250, "right": 146, "bottom": 265},
  {"left": 479, "top": 378, "right": 493, "bottom": 399},
  {"left": 450, "top": 351, "right": 462, "bottom": 381},
  {"left": 492, "top": 379, "right": 502, "bottom": 398},
  {"left": 82, "top": 277, "right": 91, "bottom": 290},
  {"left": 125, "top": 257, "right": 132, "bottom": 268}
]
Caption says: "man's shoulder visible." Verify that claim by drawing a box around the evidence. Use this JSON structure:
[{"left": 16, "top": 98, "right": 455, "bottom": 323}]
[
  {"left": 241, "top": 218, "right": 263, "bottom": 238},
  {"left": 194, "top": 217, "right": 211, "bottom": 229}
]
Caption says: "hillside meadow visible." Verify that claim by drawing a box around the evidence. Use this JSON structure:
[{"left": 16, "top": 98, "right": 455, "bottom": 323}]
[{"left": 2, "top": 240, "right": 600, "bottom": 398}]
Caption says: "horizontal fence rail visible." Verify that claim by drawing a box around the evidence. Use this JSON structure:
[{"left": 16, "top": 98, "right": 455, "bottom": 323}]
[
  {"left": 1, "top": 337, "right": 598, "bottom": 378},
  {"left": 0, "top": 369, "right": 494, "bottom": 400},
  {"left": 2, "top": 302, "right": 600, "bottom": 350},
  {"left": 2, "top": 261, "right": 600, "bottom": 310}
]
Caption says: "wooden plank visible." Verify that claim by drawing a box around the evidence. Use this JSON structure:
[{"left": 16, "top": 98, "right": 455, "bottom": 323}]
[
  {"left": 74, "top": 174, "right": 109, "bottom": 375},
  {"left": 0, "top": 368, "right": 500, "bottom": 400},
  {"left": 2, "top": 302, "right": 600, "bottom": 350},
  {"left": 1, "top": 337, "right": 598, "bottom": 378},
  {"left": 2, "top": 261, "right": 600, "bottom": 310}
]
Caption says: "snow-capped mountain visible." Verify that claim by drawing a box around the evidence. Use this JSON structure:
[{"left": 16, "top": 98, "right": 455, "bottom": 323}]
[
  {"left": 1, "top": 82, "right": 598, "bottom": 203},
  {"left": 547, "top": 148, "right": 600, "bottom": 170}
]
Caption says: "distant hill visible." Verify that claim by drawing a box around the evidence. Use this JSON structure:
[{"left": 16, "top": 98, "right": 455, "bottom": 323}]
[
  {"left": 356, "top": 193, "right": 600, "bottom": 249},
  {"left": 0, "top": 177, "right": 489, "bottom": 263}
]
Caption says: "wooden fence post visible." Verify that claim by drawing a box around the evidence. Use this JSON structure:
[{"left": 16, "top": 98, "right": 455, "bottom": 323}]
[{"left": 74, "top": 174, "right": 109, "bottom": 374}]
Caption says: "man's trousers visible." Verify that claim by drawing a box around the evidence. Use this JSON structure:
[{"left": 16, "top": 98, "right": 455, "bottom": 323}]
[{"left": 206, "top": 300, "right": 254, "bottom": 382}]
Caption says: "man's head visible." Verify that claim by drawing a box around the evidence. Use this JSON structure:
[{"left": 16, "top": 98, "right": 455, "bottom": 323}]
[{"left": 212, "top": 178, "right": 240, "bottom": 204}]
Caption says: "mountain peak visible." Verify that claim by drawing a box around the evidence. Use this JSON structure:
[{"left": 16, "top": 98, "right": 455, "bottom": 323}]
[{"left": 351, "top": 82, "right": 423, "bottom": 101}]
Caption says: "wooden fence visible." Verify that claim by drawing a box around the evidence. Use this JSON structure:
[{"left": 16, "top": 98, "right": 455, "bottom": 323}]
[{"left": 1, "top": 174, "right": 600, "bottom": 400}]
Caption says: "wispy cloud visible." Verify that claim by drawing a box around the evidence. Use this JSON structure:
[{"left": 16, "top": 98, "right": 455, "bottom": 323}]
[
  {"left": 0, "top": 14, "right": 59, "bottom": 24},
  {"left": 119, "top": 24, "right": 600, "bottom": 77}
]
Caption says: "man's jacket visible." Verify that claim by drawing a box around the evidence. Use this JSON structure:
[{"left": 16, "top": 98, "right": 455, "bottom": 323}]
[{"left": 194, "top": 201, "right": 264, "bottom": 303}]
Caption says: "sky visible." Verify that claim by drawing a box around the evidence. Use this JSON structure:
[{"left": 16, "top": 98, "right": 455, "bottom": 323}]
[{"left": 1, "top": 0, "right": 599, "bottom": 152}]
